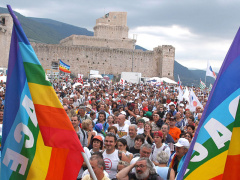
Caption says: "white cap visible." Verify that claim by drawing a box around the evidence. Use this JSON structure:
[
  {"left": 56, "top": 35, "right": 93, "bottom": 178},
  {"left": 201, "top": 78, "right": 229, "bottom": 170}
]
[
  {"left": 169, "top": 102, "right": 175, "bottom": 107},
  {"left": 174, "top": 138, "right": 189, "bottom": 148},
  {"left": 120, "top": 111, "right": 126, "bottom": 115},
  {"left": 142, "top": 117, "right": 149, "bottom": 122}
]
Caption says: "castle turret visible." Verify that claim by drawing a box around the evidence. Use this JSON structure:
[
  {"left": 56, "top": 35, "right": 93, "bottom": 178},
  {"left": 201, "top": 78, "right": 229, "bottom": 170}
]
[
  {"left": 60, "top": 12, "right": 136, "bottom": 49},
  {"left": 154, "top": 45, "right": 175, "bottom": 80},
  {"left": 94, "top": 12, "right": 129, "bottom": 40},
  {"left": 0, "top": 14, "right": 13, "bottom": 69}
]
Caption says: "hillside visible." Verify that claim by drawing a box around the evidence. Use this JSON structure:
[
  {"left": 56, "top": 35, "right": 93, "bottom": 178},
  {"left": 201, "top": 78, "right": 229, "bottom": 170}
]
[
  {"left": 1, "top": 7, "right": 215, "bottom": 86},
  {"left": 174, "top": 61, "right": 216, "bottom": 87}
]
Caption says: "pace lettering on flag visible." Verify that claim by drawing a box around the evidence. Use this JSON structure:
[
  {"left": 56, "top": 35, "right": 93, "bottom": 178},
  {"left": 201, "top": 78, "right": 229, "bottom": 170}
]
[
  {"left": 177, "top": 27, "right": 240, "bottom": 180},
  {"left": 1, "top": 5, "right": 84, "bottom": 180},
  {"left": 59, "top": 59, "right": 71, "bottom": 73}
]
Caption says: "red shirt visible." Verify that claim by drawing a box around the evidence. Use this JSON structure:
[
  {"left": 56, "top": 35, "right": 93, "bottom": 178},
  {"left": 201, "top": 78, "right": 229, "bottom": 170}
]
[{"left": 142, "top": 106, "right": 148, "bottom": 111}]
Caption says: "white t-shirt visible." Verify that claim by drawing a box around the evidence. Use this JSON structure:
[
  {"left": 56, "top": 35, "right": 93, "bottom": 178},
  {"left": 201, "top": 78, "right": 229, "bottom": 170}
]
[
  {"left": 150, "top": 143, "right": 171, "bottom": 163},
  {"left": 103, "top": 149, "right": 120, "bottom": 179},
  {"left": 137, "top": 127, "right": 144, "bottom": 135},
  {"left": 113, "top": 124, "right": 129, "bottom": 138},
  {"left": 125, "top": 120, "right": 131, "bottom": 126}
]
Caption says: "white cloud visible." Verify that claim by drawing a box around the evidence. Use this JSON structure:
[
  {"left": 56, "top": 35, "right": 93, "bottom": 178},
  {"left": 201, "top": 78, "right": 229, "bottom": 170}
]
[{"left": 129, "top": 25, "right": 231, "bottom": 72}]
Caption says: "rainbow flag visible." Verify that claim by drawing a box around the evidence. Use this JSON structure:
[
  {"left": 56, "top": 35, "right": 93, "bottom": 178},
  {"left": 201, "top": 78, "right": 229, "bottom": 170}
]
[
  {"left": 177, "top": 28, "right": 240, "bottom": 179},
  {"left": 59, "top": 60, "right": 71, "bottom": 73},
  {"left": 1, "top": 5, "right": 84, "bottom": 180}
]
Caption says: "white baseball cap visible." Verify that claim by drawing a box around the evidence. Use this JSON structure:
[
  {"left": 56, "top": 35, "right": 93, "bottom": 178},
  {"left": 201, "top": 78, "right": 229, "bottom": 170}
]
[
  {"left": 174, "top": 138, "right": 190, "bottom": 148},
  {"left": 120, "top": 111, "right": 126, "bottom": 115}
]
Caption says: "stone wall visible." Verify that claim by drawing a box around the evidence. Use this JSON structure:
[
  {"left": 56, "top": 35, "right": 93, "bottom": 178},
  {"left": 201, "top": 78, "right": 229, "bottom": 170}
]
[
  {"left": 0, "top": 14, "right": 13, "bottom": 69},
  {"left": 60, "top": 35, "right": 136, "bottom": 49},
  {"left": 0, "top": 11, "right": 175, "bottom": 80},
  {"left": 31, "top": 43, "right": 161, "bottom": 77},
  {"left": 94, "top": 12, "right": 128, "bottom": 39}
]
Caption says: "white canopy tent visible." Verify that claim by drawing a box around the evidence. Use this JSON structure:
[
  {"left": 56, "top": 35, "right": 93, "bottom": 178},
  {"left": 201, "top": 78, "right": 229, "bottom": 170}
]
[
  {"left": 89, "top": 74, "right": 103, "bottom": 79},
  {"left": 160, "top": 77, "right": 177, "bottom": 84},
  {"left": 149, "top": 77, "right": 177, "bottom": 84}
]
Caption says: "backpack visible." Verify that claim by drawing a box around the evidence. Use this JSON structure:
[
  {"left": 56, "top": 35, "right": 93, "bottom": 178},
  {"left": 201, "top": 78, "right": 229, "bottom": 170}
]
[{"left": 77, "top": 128, "right": 87, "bottom": 147}]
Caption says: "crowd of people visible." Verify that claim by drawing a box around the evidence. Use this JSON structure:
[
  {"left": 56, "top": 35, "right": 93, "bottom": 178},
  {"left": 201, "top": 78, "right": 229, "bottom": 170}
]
[{"left": 0, "top": 77, "right": 209, "bottom": 180}]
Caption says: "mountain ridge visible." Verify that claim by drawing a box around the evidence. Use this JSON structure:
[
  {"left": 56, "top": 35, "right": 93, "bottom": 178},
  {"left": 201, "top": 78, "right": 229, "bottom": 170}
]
[{"left": 0, "top": 7, "right": 216, "bottom": 86}]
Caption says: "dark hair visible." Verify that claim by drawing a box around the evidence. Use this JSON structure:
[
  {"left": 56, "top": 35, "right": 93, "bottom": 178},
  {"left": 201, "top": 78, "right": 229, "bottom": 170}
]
[
  {"left": 185, "top": 132, "right": 193, "bottom": 139},
  {"left": 90, "top": 111, "right": 96, "bottom": 116},
  {"left": 98, "top": 111, "right": 106, "bottom": 121},
  {"left": 117, "top": 138, "right": 129, "bottom": 151},
  {"left": 112, "top": 108, "right": 119, "bottom": 114},
  {"left": 188, "top": 116, "right": 195, "bottom": 122},
  {"left": 134, "top": 134, "right": 145, "bottom": 144},
  {"left": 105, "top": 132, "right": 117, "bottom": 142},
  {"left": 91, "top": 138, "right": 103, "bottom": 150},
  {"left": 165, "top": 112, "right": 172, "bottom": 118},
  {"left": 187, "top": 124, "right": 195, "bottom": 131},
  {"left": 112, "top": 102, "right": 118, "bottom": 109},
  {"left": 180, "top": 132, "right": 186, "bottom": 138}
]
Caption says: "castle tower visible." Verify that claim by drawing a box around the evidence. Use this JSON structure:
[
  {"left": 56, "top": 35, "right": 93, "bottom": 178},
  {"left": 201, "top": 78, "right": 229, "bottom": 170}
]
[
  {"left": 61, "top": 12, "right": 135, "bottom": 49},
  {"left": 154, "top": 45, "right": 175, "bottom": 80},
  {"left": 94, "top": 12, "right": 129, "bottom": 40},
  {"left": 0, "top": 14, "right": 13, "bottom": 69}
]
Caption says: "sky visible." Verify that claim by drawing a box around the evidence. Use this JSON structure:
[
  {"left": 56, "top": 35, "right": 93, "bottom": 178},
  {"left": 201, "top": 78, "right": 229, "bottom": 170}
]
[{"left": 1, "top": 0, "right": 240, "bottom": 72}]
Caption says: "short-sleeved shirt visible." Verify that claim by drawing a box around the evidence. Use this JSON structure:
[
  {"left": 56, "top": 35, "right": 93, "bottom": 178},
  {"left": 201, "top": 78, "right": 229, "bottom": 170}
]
[{"left": 113, "top": 124, "right": 129, "bottom": 138}]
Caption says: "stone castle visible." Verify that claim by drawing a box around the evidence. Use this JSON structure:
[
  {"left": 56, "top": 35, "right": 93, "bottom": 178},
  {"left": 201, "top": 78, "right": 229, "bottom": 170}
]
[{"left": 0, "top": 12, "right": 175, "bottom": 79}]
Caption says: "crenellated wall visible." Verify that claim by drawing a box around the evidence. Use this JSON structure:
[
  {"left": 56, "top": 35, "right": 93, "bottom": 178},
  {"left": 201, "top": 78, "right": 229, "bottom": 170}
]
[
  {"left": 94, "top": 12, "right": 128, "bottom": 39},
  {"left": 31, "top": 43, "right": 160, "bottom": 77},
  {"left": 0, "top": 11, "right": 175, "bottom": 80},
  {"left": 60, "top": 35, "right": 135, "bottom": 49}
]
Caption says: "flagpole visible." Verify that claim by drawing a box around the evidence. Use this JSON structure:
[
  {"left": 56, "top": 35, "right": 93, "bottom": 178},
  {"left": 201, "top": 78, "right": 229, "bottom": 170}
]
[
  {"left": 205, "top": 72, "right": 206, "bottom": 84},
  {"left": 58, "top": 59, "right": 60, "bottom": 84},
  {"left": 205, "top": 61, "right": 207, "bottom": 84},
  {"left": 81, "top": 152, "right": 97, "bottom": 180}
]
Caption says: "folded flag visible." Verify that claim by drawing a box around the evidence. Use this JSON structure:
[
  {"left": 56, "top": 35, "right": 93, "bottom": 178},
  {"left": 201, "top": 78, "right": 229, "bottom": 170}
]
[
  {"left": 1, "top": 5, "right": 84, "bottom": 180},
  {"left": 178, "top": 27, "right": 240, "bottom": 180},
  {"left": 59, "top": 60, "right": 71, "bottom": 73},
  {"left": 199, "top": 80, "right": 206, "bottom": 90}
]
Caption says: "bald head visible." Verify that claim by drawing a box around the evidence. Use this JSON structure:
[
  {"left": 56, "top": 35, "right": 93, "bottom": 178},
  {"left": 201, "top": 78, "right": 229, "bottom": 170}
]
[{"left": 118, "top": 114, "right": 126, "bottom": 126}]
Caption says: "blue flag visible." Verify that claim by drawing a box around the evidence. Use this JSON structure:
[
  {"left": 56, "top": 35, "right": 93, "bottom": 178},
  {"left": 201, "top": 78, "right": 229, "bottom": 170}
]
[{"left": 177, "top": 28, "right": 240, "bottom": 179}]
